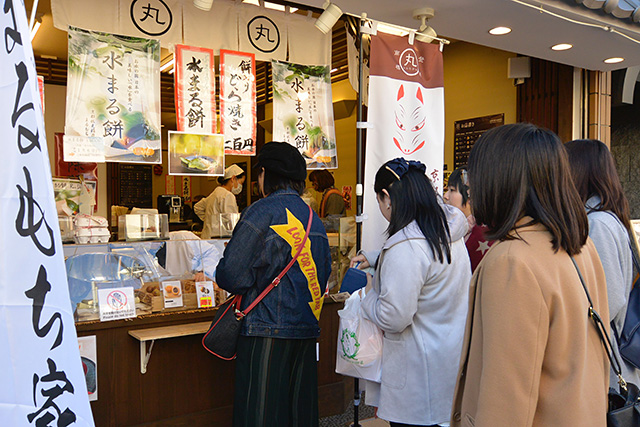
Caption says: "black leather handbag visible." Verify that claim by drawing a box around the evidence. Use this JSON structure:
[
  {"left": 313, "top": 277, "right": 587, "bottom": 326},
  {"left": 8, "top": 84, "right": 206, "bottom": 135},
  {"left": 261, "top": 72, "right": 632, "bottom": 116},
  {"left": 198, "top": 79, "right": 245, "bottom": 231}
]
[
  {"left": 202, "top": 205, "right": 313, "bottom": 360},
  {"left": 571, "top": 258, "right": 640, "bottom": 427}
]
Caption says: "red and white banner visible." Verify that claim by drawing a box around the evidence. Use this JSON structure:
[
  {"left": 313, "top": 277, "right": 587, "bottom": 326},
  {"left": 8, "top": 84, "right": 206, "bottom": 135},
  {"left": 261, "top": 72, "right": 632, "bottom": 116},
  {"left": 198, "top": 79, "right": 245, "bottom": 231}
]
[
  {"left": 220, "top": 50, "right": 256, "bottom": 156},
  {"left": 175, "top": 44, "right": 216, "bottom": 134},
  {"left": 362, "top": 33, "right": 445, "bottom": 252}
]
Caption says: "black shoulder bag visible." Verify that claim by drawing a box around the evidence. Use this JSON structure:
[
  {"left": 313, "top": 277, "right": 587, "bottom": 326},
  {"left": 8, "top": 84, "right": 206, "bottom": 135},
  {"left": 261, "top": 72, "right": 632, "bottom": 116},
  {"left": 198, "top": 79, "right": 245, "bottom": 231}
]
[{"left": 571, "top": 257, "right": 640, "bottom": 426}]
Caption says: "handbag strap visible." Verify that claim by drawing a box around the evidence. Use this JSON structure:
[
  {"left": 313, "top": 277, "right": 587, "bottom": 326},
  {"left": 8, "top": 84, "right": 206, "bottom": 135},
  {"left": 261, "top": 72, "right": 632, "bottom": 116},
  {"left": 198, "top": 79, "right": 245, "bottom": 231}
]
[
  {"left": 239, "top": 205, "right": 314, "bottom": 317},
  {"left": 570, "top": 257, "right": 628, "bottom": 391}
]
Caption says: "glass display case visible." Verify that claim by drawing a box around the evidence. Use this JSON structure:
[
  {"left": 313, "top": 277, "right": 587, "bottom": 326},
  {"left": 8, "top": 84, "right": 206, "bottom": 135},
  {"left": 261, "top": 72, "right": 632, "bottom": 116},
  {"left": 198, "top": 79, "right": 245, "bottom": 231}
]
[{"left": 63, "top": 238, "right": 228, "bottom": 323}]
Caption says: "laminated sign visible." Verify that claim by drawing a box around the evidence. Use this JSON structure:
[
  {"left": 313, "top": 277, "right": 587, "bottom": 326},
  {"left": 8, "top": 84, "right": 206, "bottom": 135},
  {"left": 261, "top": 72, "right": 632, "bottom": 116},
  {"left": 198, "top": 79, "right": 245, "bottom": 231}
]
[
  {"left": 65, "top": 26, "right": 161, "bottom": 164},
  {"left": 221, "top": 50, "right": 256, "bottom": 156},
  {"left": 362, "top": 33, "right": 445, "bottom": 252},
  {"left": 272, "top": 60, "right": 337, "bottom": 169},
  {"left": 175, "top": 44, "right": 217, "bottom": 134}
]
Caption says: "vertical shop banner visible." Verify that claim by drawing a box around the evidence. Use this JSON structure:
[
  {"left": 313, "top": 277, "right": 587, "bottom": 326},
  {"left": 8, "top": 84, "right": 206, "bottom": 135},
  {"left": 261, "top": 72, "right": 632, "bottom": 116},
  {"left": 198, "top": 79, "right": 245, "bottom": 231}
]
[
  {"left": 272, "top": 60, "right": 337, "bottom": 169},
  {"left": 362, "top": 33, "right": 445, "bottom": 252},
  {"left": 65, "top": 26, "right": 161, "bottom": 164},
  {"left": 168, "top": 131, "right": 225, "bottom": 176},
  {"left": 221, "top": 50, "right": 256, "bottom": 155},
  {"left": 175, "top": 45, "right": 216, "bottom": 134},
  {"left": 239, "top": 5, "right": 287, "bottom": 61},
  {"left": 0, "top": 2, "right": 94, "bottom": 425}
]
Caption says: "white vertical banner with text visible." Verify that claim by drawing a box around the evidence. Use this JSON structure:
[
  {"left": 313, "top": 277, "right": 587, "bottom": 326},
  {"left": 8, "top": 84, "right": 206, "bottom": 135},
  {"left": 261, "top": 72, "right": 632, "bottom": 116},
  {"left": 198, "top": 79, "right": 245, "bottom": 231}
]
[
  {"left": 175, "top": 45, "right": 216, "bottom": 134},
  {"left": 0, "top": 2, "right": 94, "bottom": 425},
  {"left": 221, "top": 50, "right": 256, "bottom": 155},
  {"left": 272, "top": 60, "right": 338, "bottom": 169},
  {"left": 362, "top": 33, "right": 445, "bottom": 252}
]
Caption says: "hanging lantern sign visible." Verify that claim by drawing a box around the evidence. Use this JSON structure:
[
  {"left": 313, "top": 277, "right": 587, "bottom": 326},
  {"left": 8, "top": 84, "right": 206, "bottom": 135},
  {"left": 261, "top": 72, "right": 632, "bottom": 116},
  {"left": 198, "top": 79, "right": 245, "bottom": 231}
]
[
  {"left": 220, "top": 50, "right": 256, "bottom": 156},
  {"left": 174, "top": 44, "right": 216, "bottom": 134}
]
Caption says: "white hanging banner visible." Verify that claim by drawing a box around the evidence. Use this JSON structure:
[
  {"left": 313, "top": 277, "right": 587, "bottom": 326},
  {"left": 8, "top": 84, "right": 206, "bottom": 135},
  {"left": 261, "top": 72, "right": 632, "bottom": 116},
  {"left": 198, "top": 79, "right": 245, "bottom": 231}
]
[
  {"left": 119, "top": 0, "right": 183, "bottom": 46},
  {"left": 183, "top": 0, "right": 239, "bottom": 55},
  {"left": 65, "top": 26, "right": 162, "bottom": 164},
  {"left": 238, "top": 5, "right": 287, "bottom": 62},
  {"left": 272, "top": 60, "right": 338, "bottom": 169},
  {"left": 175, "top": 44, "right": 217, "bottom": 134},
  {"left": 221, "top": 50, "right": 257, "bottom": 156},
  {"left": 287, "top": 12, "right": 332, "bottom": 66},
  {"left": 0, "top": 2, "right": 95, "bottom": 425},
  {"left": 362, "top": 32, "right": 445, "bottom": 252},
  {"left": 51, "top": 0, "right": 119, "bottom": 34}
]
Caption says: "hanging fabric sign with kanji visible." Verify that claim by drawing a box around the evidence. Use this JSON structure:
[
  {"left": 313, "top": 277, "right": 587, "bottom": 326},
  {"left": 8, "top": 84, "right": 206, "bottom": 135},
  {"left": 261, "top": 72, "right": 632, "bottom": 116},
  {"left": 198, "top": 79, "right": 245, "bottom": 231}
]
[
  {"left": 65, "top": 26, "right": 161, "bottom": 163},
  {"left": 175, "top": 44, "right": 216, "bottom": 134},
  {"left": 362, "top": 32, "right": 445, "bottom": 252},
  {"left": 272, "top": 60, "right": 337, "bottom": 169},
  {"left": 220, "top": 50, "right": 256, "bottom": 156}
]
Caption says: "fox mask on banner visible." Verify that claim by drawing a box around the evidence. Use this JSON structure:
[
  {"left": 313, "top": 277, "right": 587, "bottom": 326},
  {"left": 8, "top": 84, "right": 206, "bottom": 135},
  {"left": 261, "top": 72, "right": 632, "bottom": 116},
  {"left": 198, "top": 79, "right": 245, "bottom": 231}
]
[{"left": 362, "top": 33, "right": 445, "bottom": 252}]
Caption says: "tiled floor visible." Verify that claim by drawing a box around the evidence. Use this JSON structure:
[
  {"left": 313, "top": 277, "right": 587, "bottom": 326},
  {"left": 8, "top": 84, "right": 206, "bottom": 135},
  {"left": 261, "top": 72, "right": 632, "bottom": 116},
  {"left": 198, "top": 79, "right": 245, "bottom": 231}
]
[{"left": 318, "top": 397, "right": 377, "bottom": 427}]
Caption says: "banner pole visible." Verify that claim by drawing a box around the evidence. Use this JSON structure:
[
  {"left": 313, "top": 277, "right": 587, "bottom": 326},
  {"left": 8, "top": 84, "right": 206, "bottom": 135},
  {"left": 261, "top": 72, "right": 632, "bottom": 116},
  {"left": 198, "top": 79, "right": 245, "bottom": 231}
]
[{"left": 353, "top": 13, "right": 366, "bottom": 427}]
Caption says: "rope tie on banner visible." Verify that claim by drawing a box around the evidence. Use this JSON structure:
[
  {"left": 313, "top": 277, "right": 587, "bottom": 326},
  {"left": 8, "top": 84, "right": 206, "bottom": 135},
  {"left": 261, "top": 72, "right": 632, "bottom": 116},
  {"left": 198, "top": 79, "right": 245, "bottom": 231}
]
[
  {"left": 356, "top": 122, "right": 373, "bottom": 129},
  {"left": 355, "top": 213, "right": 368, "bottom": 223},
  {"left": 408, "top": 30, "right": 416, "bottom": 45}
]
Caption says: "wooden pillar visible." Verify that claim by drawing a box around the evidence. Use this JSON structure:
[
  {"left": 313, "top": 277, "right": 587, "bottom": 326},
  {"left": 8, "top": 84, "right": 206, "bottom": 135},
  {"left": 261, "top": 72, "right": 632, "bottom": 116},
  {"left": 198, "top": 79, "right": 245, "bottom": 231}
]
[{"left": 587, "top": 70, "right": 611, "bottom": 147}]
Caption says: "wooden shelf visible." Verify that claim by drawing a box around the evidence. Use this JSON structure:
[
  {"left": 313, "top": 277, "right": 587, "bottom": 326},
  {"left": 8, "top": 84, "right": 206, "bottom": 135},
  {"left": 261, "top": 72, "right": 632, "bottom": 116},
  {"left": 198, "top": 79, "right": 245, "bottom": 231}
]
[{"left": 129, "top": 321, "right": 211, "bottom": 373}]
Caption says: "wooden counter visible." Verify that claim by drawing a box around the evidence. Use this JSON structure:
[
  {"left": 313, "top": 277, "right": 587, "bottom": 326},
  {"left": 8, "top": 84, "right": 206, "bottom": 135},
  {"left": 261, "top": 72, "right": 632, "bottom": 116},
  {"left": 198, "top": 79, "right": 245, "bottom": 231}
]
[{"left": 77, "top": 297, "right": 350, "bottom": 426}]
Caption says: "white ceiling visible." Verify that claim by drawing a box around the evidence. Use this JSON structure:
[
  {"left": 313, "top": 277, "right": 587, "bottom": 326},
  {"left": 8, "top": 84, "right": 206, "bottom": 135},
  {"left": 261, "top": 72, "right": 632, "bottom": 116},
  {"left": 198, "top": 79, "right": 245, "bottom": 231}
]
[{"left": 299, "top": 0, "right": 640, "bottom": 71}]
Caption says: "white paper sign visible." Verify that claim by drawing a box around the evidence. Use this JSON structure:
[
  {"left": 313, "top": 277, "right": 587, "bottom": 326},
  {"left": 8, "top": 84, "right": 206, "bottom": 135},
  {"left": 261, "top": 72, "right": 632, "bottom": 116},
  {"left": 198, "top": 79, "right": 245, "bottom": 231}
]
[
  {"left": 63, "top": 135, "right": 105, "bottom": 163},
  {"left": 162, "top": 280, "right": 183, "bottom": 308},
  {"left": 78, "top": 336, "right": 98, "bottom": 402},
  {"left": 196, "top": 281, "right": 215, "bottom": 308},
  {"left": 98, "top": 287, "right": 136, "bottom": 321}
]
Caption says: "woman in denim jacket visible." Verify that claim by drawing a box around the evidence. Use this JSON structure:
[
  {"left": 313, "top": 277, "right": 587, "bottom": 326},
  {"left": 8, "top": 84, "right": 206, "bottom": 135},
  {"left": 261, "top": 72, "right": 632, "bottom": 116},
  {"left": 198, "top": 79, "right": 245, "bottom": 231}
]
[{"left": 216, "top": 141, "right": 331, "bottom": 427}]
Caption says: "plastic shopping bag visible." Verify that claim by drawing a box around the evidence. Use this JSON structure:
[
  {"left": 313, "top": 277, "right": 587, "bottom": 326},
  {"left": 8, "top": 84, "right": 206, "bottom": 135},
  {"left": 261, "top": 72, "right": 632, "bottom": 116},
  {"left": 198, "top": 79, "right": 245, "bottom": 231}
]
[{"left": 335, "top": 289, "right": 383, "bottom": 382}]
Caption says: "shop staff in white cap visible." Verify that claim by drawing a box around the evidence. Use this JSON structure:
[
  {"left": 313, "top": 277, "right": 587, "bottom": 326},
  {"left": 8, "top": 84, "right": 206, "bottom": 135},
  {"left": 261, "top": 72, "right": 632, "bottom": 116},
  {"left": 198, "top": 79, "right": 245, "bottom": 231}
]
[{"left": 194, "top": 164, "right": 246, "bottom": 239}]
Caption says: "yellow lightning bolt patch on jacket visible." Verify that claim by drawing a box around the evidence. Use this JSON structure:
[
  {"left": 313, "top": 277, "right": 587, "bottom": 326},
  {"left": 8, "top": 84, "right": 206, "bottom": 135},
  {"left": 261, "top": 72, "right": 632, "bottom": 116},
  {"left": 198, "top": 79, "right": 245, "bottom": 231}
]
[{"left": 270, "top": 209, "right": 324, "bottom": 320}]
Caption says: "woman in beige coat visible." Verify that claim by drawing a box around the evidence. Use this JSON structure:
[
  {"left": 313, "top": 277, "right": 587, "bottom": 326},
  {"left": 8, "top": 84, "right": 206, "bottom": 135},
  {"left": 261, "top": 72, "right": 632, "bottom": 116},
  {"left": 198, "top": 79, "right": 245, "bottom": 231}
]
[{"left": 451, "top": 123, "right": 610, "bottom": 426}]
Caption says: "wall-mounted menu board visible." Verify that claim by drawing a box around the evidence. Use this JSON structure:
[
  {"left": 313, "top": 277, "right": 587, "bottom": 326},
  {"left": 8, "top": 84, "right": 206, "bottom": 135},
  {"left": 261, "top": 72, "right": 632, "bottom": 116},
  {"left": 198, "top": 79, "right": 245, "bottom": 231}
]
[
  {"left": 119, "top": 164, "right": 153, "bottom": 208},
  {"left": 454, "top": 113, "right": 504, "bottom": 170}
]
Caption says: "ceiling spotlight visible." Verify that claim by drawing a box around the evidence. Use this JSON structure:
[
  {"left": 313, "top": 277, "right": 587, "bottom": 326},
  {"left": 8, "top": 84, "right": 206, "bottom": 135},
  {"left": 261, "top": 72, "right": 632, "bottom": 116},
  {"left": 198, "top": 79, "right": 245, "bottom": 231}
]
[
  {"left": 193, "top": 0, "right": 214, "bottom": 11},
  {"left": 551, "top": 43, "right": 572, "bottom": 51},
  {"left": 489, "top": 26, "right": 512, "bottom": 35},
  {"left": 413, "top": 7, "right": 437, "bottom": 43},
  {"left": 315, "top": 1, "right": 343, "bottom": 34},
  {"left": 604, "top": 57, "right": 624, "bottom": 64}
]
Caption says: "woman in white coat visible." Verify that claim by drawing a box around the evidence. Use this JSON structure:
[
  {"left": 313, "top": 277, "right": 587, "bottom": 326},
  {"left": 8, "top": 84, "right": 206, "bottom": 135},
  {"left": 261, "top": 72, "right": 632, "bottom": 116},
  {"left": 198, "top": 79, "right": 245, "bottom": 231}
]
[
  {"left": 351, "top": 158, "right": 472, "bottom": 427},
  {"left": 194, "top": 164, "right": 245, "bottom": 239}
]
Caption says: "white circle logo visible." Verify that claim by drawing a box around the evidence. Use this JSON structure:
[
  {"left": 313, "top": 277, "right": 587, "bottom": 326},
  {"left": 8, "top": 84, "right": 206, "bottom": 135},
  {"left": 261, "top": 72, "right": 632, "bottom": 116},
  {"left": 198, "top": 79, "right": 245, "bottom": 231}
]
[{"left": 399, "top": 48, "right": 420, "bottom": 76}]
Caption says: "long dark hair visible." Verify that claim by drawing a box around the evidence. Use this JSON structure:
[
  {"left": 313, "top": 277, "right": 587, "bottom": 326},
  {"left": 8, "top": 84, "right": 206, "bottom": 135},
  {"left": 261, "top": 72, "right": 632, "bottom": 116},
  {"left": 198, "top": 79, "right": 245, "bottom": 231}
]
[
  {"left": 468, "top": 123, "right": 588, "bottom": 255},
  {"left": 565, "top": 139, "right": 631, "bottom": 231},
  {"left": 374, "top": 161, "right": 451, "bottom": 263}
]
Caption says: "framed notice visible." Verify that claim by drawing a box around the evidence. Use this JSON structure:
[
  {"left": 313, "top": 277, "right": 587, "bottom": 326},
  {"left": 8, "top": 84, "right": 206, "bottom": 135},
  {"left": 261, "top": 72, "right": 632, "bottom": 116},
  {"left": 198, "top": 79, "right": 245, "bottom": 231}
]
[{"left": 453, "top": 114, "right": 504, "bottom": 170}]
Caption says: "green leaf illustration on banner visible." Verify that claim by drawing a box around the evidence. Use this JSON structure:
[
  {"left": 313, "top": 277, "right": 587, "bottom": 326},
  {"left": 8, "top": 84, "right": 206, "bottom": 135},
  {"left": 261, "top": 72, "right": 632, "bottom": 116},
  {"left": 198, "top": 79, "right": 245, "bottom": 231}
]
[{"left": 65, "top": 26, "right": 161, "bottom": 164}]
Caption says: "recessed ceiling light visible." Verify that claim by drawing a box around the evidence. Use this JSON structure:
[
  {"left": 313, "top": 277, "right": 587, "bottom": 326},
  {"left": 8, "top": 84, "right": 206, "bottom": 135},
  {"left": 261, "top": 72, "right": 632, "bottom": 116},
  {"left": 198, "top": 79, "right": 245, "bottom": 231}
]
[
  {"left": 489, "top": 27, "right": 511, "bottom": 35},
  {"left": 551, "top": 43, "right": 572, "bottom": 51},
  {"left": 604, "top": 57, "right": 624, "bottom": 64}
]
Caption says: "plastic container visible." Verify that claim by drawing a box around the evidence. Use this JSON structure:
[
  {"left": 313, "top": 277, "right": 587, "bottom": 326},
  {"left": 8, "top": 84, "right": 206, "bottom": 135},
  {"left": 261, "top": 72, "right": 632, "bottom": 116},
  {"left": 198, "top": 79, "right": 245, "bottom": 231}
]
[
  {"left": 59, "top": 216, "right": 75, "bottom": 243},
  {"left": 118, "top": 214, "right": 169, "bottom": 241},
  {"left": 74, "top": 227, "right": 111, "bottom": 244}
]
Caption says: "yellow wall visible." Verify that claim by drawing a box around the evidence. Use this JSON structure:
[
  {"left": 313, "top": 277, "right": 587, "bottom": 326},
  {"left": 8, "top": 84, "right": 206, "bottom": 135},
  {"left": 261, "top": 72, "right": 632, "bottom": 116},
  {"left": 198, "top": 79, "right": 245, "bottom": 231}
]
[{"left": 443, "top": 42, "right": 517, "bottom": 171}]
